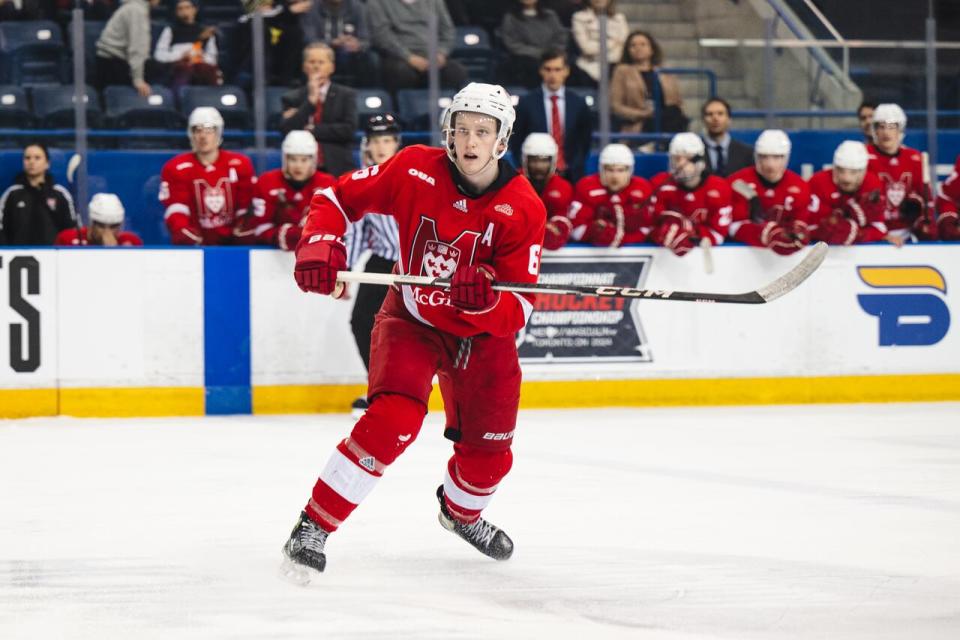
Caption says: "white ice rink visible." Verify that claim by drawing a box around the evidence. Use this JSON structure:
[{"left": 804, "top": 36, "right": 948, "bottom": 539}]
[{"left": 2, "top": 403, "right": 959, "bottom": 639}]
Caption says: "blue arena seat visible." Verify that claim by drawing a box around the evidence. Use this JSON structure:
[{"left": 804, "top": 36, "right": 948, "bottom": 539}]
[
  {"left": 179, "top": 85, "right": 251, "bottom": 129},
  {"left": 502, "top": 86, "right": 528, "bottom": 108},
  {"left": 396, "top": 89, "right": 455, "bottom": 130},
  {"left": 451, "top": 26, "right": 494, "bottom": 83},
  {"left": 30, "top": 85, "right": 102, "bottom": 128},
  {"left": 0, "top": 85, "right": 34, "bottom": 129},
  {"left": 104, "top": 85, "right": 184, "bottom": 129},
  {"left": 355, "top": 89, "right": 395, "bottom": 127},
  {"left": 0, "top": 21, "right": 68, "bottom": 85}
]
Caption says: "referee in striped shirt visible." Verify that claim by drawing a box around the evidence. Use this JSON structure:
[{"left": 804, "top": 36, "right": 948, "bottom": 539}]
[{"left": 343, "top": 114, "right": 403, "bottom": 414}]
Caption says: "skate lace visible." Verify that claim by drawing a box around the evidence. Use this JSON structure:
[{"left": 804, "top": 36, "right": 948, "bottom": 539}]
[
  {"left": 299, "top": 520, "right": 328, "bottom": 554},
  {"left": 463, "top": 517, "right": 497, "bottom": 548}
]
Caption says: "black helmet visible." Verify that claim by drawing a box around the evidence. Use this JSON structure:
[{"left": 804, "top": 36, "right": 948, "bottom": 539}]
[{"left": 364, "top": 113, "right": 401, "bottom": 138}]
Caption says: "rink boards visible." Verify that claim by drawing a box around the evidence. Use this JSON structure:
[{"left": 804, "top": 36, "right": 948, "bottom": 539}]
[{"left": 0, "top": 244, "right": 957, "bottom": 418}]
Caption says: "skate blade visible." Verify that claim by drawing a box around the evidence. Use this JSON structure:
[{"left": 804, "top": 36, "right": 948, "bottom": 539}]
[{"left": 279, "top": 556, "right": 320, "bottom": 586}]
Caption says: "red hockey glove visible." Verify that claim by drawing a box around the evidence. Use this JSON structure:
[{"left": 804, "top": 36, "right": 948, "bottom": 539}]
[
  {"left": 938, "top": 214, "right": 960, "bottom": 241},
  {"left": 167, "top": 213, "right": 203, "bottom": 245},
  {"left": 294, "top": 233, "right": 347, "bottom": 295},
  {"left": 761, "top": 222, "right": 805, "bottom": 256},
  {"left": 584, "top": 219, "right": 619, "bottom": 247},
  {"left": 899, "top": 193, "right": 926, "bottom": 224},
  {"left": 814, "top": 217, "right": 858, "bottom": 245},
  {"left": 652, "top": 217, "right": 695, "bottom": 257},
  {"left": 278, "top": 223, "right": 302, "bottom": 251},
  {"left": 449, "top": 264, "right": 498, "bottom": 312},
  {"left": 543, "top": 216, "right": 572, "bottom": 250}
]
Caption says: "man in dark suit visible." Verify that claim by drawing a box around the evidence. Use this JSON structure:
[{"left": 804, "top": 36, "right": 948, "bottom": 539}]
[
  {"left": 510, "top": 50, "right": 593, "bottom": 183},
  {"left": 701, "top": 97, "right": 753, "bottom": 178},
  {"left": 280, "top": 42, "right": 358, "bottom": 177}
]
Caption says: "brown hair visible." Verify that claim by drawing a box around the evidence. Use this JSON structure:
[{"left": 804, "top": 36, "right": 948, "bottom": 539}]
[
  {"left": 590, "top": 0, "right": 617, "bottom": 18},
  {"left": 621, "top": 30, "right": 663, "bottom": 67}
]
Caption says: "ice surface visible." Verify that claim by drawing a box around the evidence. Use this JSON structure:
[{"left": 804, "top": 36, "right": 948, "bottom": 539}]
[{"left": 2, "top": 404, "right": 959, "bottom": 639}]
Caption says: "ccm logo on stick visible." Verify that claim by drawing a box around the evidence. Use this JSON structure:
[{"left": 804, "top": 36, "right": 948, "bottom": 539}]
[{"left": 857, "top": 265, "right": 950, "bottom": 346}]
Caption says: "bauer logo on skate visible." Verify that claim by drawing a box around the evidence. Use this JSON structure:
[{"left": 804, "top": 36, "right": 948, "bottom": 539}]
[{"left": 857, "top": 266, "right": 950, "bottom": 346}]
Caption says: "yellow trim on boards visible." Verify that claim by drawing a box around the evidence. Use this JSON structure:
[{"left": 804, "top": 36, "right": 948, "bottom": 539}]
[
  {"left": 0, "top": 388, "right": 58, "bottom": 418},
  {"left": 251, "top": 373, "right": 960, "bottom": 414},
  {"left": 58, "top": 387, "right": 205, "bottom": 417}
]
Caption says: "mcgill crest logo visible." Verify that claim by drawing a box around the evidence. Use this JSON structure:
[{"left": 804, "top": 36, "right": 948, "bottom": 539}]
[
  {"left": 422, "top": 241, "right": 460, "bottom": 278},
  {"left": 408, "top": 216, "right": 480, "bottom": 286}
]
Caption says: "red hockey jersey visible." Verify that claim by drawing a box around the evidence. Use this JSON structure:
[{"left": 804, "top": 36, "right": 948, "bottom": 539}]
[
  {"left": 935, "top": 154, "right": 960, "bottom": 240},
  {"left": 866, "top": 143, "right": 932, "bottom": 233},
  {"left": 54, "top": 227, "right": 143, "bottom": 247},
  {"left": 534, "top": 174, "right": 574, "bottom": 218},
  {"left": 808, "top": 169, "right": 888, "bottom": 244},
  {"left": 159, "top": 150, "right": 255, "bottom": 245},
  {"left": 301, "top": 145, "right": 546, "bottom": 338},
  {"left": 649, "top": 173, "right": 733, "bottom": 246},
  {"left": 728, "top": 167, "right": 813, "bottom": 246},
  {"left": 568, "top": 174, "right": 654, "bottom": 246},
  {"left": 240, "top": 168, "right": 336, "bottom": 249}
]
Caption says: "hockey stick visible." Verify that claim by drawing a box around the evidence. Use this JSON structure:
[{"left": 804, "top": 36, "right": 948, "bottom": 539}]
[
  {"left": 335, "top": 241, "right": 828, "bottom": 304},
  {"left": 66, "top": 153, "right": 85, "bottom": 245}
]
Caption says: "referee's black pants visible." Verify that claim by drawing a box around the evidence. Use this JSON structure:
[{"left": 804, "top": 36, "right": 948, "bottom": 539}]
[{"left": 350, "top": 254, "right": 396, "bottom": 371}]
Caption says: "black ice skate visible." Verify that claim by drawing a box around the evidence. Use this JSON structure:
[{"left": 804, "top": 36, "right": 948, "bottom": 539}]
[
  {"left": 436, "top": 485, "right": 514, "bottom": 561},
  {"left": 280, "top": 512, "right": 329, "bottom": 584}
]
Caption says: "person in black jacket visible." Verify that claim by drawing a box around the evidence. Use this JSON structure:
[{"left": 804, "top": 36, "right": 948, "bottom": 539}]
[
  {"left": 279, "top": 42, "right": 358, "bottom": 177},
  {"left": 0, "top": 143, "right": 76, "bottom": 246},
  {"left": 700, "top": 97, "right": 753, "bottom": 178}
]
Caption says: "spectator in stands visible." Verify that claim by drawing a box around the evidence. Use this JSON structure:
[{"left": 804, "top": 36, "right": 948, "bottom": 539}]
[
  {"left": 570, "top": 0, "right": 629, "bottom": 87},
  {"left": 610, "top": 30, "right": 687, "bottom": 135},
  {"left": 858, "top": 99, "right": 878, "bottom": 145},
  {"left": 160, "top": 107, "right": 256, "bottom": 245},
  {"left": 936, "top": 152, "right": 960, "bottom": 240},
  {"left": 366, "top": 0, "right": 467, "bottom": 95},
  {"left": 54, "top": 193, "right": 144, "bottom": 247},
  {"left": 299, "top": 0, "right": 377, "bottom": 86},
  {"left": 279, "top": 42, "right": 358, "bottom": 177},
  {"left": 511, "top": 50, "right": 593, "bottom": 182},
  {"left": 237, "top": 0, "right": 311, "bottom": 87},
  {"left": 808, "top": 141, "right": 889, "bottom": 246},
  {"left": 701, "top": 97, "right": 753, "bottom": 178},
  {"left": 152, "top": 0, "right": 222, "bottom": 90},
  {"left": 540, "top": 0, "right": 582, "bottom": 27},
  {"left": 0, "top": 0, "right": 55, "bottom": 20},
  {"left": 95, "top": 0, "right": 163, "bottom": 97},
  {"left": 498, "top": 0, "right": 568, "bottom": 88},
  {"left": 0, "top": 143, "right": 75, "bottom": 246}
]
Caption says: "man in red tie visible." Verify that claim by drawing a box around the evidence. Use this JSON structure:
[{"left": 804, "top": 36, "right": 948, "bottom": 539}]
[
  {"left": 279, "top": 42, "right": 358, "bottom": 177},
  {"left": 510, "top": 50, "right": 594, "bottom": 182}
]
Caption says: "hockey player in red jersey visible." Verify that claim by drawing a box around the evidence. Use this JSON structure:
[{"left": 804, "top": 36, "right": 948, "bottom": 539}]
[
  {"left": 159, "top": 107, "right": 256, "bottom": 245},
  {"left": 808, "top": 141, "right": 888, "bottom": 245},
  {"left": 54, "top": 193, "right": 143, "bottom": 247},
  {"left": 519, "top": 133, "right": 574, "bottom": 250},
  {"left": 281, "top": 83, "right": 546, "bottom": 581},
  {"left": 551, "top": 143, "right": 653, "bottom": 249},
  {"left": 728, "top": 129, "right": 812, "bottom": 255},
  {"left": 935, "top": 153, "right": 960, "bottom": 240},
  {"left": 237, "top": 130, "right": 336, "bottom": 250},
  {"left": 649, "top": 132, "right": 733, "bottom": 256},
  {"left": 866, "top": 103, "right": 936, "bottom": 243}
]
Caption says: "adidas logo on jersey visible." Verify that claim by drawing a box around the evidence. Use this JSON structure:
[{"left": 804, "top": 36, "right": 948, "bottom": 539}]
[{"left": 453, "top": 199, "right": 468, "bottom": 213}]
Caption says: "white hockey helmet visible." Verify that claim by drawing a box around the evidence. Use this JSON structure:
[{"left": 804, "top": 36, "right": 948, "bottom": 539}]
[
  {"left": 754, "top": 129, "right": 791, "bottom": 158},
  {"left": 282, "top": 130, "right": 318, "bottom": 159},
  {"left": 833, "top": 140, "right": 868, "bottom": 170},
  {"left": 521, "top": 133, "right": 558, "bottom": 175},
  {"left": 668, "top": 132, "right": 706, "bottom": 159},
  {"left": 187, "top": 106, "right": 224, "bottom": 147},
  {"left": 599, "top": 143, "right": 635, "bottom": 170},
  {"left": 88, "top": 192, "right": 125, "bottom": 225},
  {"left": 872, "top": 103, "right": 907, "bottom": 129},
  {"left": 441, "top": 83, "right": 516, "bottom": 161}
]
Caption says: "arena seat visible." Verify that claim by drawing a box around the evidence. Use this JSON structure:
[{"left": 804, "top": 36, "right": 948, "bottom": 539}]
[
  {"left": 0, "top": 20, "right": 68, "bottom": 85},
  {"left": 355, "top": 90, "right": 395, "bottom": 127},
  {"left": 104, "top": 85, "right": 184, "bottom": 129},
  {"left": 451, "top": 26, "right": 494, "bottom": 83},
  {"left": 30, "top": 84, "right": 102, "bottom": 128},
  {"left": 396, "top": 89, "right": 455, "bottom": 130},
  {"left": 0, "top": 85, "right": 33, "bottom": 130},
  {"left": 179, "top": 85, "right": 251, "bottom": 129}
]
